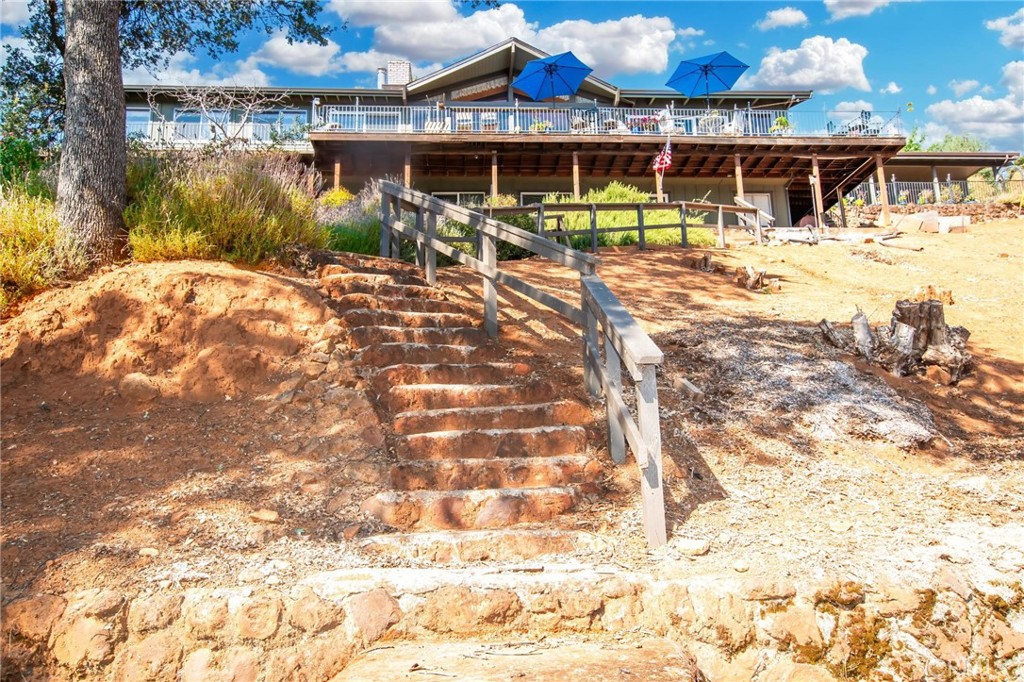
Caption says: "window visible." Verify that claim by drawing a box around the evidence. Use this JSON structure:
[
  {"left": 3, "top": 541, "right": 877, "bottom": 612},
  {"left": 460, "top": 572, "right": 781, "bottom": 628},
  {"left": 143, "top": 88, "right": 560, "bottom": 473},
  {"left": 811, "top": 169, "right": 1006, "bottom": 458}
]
[
  {"left": 520, "top": 191, "right": 572, "bottom": 204},
  {"left": 252, "top": 109, "right": 309, "bottom": 140},
  {"left": 173, "top": 108, "right": 229, "bottom": 140},
  {"left": 432, "top": 192, "right": 486, "bottom": 207},
  {"left": 126, "top": 107, "right": 152, "bottom": 138}
]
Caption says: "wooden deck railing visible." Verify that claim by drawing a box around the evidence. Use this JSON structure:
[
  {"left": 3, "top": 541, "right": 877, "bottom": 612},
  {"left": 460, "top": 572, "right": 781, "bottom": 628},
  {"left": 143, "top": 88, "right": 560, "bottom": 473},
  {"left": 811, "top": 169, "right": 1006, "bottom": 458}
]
[{"left": 378, "top": 181, "right": 668, "bottom": 547}]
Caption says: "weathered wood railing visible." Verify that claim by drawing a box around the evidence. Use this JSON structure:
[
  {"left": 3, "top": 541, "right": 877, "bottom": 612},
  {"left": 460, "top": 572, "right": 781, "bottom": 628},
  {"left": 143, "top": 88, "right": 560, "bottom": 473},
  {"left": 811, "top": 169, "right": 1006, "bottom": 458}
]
[
  {"left": 379, "top": 181, "right": 667, "bottom": 547},
  {"left": 484, "top": 201, "right": 760, "bottom": 252}
]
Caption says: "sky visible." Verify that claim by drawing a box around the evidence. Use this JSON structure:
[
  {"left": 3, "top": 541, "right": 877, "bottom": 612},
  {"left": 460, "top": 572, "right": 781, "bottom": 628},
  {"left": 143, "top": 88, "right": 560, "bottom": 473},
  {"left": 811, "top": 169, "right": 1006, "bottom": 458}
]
[{"left": 1, "top": 0, "right": 1022, "bottom": 150}]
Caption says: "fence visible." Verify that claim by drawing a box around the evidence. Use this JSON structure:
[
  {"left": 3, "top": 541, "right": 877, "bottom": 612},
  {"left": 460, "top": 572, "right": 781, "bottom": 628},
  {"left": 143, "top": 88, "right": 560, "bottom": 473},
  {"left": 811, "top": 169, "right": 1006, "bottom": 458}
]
[
  {"left": 378, "top": 181, "right": 668, "bottom": 547},
  {"left": 846, "top": 178, "right": 1024, "bottom": 206}
]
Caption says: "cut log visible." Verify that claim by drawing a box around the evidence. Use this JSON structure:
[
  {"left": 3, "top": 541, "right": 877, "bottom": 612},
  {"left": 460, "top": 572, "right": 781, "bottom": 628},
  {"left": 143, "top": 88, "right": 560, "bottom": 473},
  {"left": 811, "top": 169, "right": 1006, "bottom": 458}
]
[
  {"left": 851, "top": 311, "right": 875, "bottom": 361},
  {"left": 818, "top": 319, "right": 846, "bottom": 349}
]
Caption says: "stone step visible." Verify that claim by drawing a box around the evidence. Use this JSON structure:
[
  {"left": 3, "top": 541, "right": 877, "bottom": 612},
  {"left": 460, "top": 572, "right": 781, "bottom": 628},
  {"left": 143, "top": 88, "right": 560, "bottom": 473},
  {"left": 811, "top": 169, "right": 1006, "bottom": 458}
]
[
  {"left": 359, "top": 487, "right": 577, "bottom": 530},
  {"left": 390, "top": 454, "right": 601, "bottom": 490},
  {"left": 348, "top": 326, "right": 487, "bottom": 349},
  {"left": 356, "top": 344, "right": 501, "bottom": 368},
  {"left": 332, "top": 294, "right": 465, "bottom": 314},
  {"left": 383, "top": 382, "right": 552, "bottom": 412},
  {"left": 395, "top": 425, "right": 588, "bottom": 461},
  {"left": 342, "top": 308, "right": 477, "bottom": 329},
  {"left": 372, "top": 363, "right": 531, "bottom": 392},
  {"left": 324, "top": 281, "right": 446, "bottom": 300},
  {"left": 321, "top": 258, "right": 420, "bottom": 278},
  {"left": 393, "top": 400, "right": 590, "bottom": 434},
  {"left": 321, "top": 271, "right": 428, "bottom": 288},
  {"left": 358, "top": 528, "right": 603, "bottom": 563}
]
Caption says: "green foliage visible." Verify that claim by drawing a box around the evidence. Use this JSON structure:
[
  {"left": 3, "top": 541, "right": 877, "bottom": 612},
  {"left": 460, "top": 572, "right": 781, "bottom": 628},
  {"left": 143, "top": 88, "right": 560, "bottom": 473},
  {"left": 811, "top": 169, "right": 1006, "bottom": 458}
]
[
  {"left": 320, "top": 186, "right": 355, "bottom": 208},
  {"left": 902, "top": 125, "right": 925, "bottom": 152},
  {"left": 0, "top": 189, "right": 83, "bottom": 314},
  {"left": 125, "top": 152, "right": 327, "bottom": 264},
  {"left": 927, "top": 133, "right": 986, "bottom": 152},
  {"left": 0, "top": 135, "right": 44, "bottom": 186}
]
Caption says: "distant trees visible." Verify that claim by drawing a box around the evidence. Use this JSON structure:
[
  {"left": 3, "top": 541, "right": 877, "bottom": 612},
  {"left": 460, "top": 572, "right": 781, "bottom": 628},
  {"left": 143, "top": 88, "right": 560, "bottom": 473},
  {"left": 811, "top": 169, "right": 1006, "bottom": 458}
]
[{"left": 903, "top": 127, "right": 988, "bottom": 153}]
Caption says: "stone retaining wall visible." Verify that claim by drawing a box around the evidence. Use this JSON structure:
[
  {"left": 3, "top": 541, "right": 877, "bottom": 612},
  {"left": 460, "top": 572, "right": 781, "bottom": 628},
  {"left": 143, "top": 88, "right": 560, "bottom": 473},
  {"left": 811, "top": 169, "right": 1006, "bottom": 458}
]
[
  {"left": 3, "top": 566, "right": 1022, "bottom": 681},
  {"left": 851, "top": 202, "right": 1023, "bottom": 226}
]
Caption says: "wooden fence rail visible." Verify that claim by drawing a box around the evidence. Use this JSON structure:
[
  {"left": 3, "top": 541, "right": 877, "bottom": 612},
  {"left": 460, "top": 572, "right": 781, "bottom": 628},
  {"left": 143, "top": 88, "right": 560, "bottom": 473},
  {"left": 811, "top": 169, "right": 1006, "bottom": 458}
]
[{"left": 379, "top": 181, "right": 668, "bottom": 547}]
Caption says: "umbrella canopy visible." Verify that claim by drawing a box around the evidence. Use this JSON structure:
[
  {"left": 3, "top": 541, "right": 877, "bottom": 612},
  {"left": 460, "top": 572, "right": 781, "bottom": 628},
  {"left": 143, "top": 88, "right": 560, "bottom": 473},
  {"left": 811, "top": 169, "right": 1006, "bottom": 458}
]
[
  {"left": 512, "top": 51, "right": 593, "bottom": 101},
  {"left": 666, "top": 51, "right": 749, "bottom": 106}
]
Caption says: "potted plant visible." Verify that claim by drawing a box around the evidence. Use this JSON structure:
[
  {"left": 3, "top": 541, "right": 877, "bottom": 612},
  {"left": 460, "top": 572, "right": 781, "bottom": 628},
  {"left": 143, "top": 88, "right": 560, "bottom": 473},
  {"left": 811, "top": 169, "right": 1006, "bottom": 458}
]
[
  {"left": 529, "top": 119, "right": 551, "bottom": 133},
  {"left": 769, "top": 115, "right": 792, "bottom": 135}
]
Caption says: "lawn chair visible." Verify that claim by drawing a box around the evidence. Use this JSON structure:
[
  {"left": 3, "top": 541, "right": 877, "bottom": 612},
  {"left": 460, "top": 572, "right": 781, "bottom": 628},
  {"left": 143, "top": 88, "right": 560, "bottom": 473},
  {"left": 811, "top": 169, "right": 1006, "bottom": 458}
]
[
  {"left": 455, "top": 112, "right": 474, "bottom": 132},
  {"left": 424, "top": 119, "right": 451, "bottom": 133},
  {"left": 721, "top": 111, "right": 745, "bottom": 136}
]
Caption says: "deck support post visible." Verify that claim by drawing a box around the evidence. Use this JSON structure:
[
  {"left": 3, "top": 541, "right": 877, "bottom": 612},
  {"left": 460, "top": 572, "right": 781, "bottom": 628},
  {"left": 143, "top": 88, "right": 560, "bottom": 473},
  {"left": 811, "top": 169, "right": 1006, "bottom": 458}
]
[
  {"left": 403, "top": 149, "right": 412, "bottom": 187},
  {"left": 717, "top": 205, "right": 725, "bottom": 248},
  {"left": 837, "top": 183, "right": 848, "bottom": 229},
  {"left": 811, "top": 153, "right": 825, "bottom": 230},
  {"left": 931, "top": 165, "right": 941, "bottom": 204},
  {"left": 875, "top": 154, "right": 892, "bottom": 227},
  {"left": 572, "top": 151, "right": 581, "bottom": 200},
  {"left": 333, "top": 160, "right": 341, "bottom": 190},
  {"left": 654, "top": 171, "right": 664, "bottom": 203},
  {"left": 734, "top": 154, "right": 745, "bottom": 199},
  {"left": 491, "top": 151, "right": 499, "bottom": 199},
  {"left": 637, "top": 364, "right": 667, "bottom": 547}
]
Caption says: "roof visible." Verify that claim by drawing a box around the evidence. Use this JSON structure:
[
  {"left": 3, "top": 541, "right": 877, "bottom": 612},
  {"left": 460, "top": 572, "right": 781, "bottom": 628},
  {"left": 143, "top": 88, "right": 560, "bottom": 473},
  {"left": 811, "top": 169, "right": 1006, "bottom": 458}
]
[{"left": 890, "top": 151, "right": 1019, "bottom": 166}]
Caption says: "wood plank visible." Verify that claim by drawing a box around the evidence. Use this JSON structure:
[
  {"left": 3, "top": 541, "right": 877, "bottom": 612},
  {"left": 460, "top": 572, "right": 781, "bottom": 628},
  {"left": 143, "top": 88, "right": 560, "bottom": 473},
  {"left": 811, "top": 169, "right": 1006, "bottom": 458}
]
[
  {"left": 636, "top": 365, "right": 666, "bottom": 548},
  {"left": 580, "top": 275, "right": 663, "bottom": 376}
]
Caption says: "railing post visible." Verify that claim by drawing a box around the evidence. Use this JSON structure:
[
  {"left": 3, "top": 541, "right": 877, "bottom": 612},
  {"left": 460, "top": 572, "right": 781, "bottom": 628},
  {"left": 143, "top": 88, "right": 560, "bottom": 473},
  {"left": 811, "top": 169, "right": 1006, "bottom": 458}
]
[
  {"left": 536, "top": 204, "right": 545, "bottom": 239},
  {"left": 679, "top": 202, "right": 689, "bottom": 248},
  {"left": 716, "top": 205, "right": 725, "bottom": 248},
  {"left": 379, "top": 190, "right": 391, "bottom": 258},
  {"left": 636, "top": 364, "right": 667, "bottom": 547},
  {"left": 415, "top": 207, "right": 426, "bottom": 268},
  {"left": 581, "top": 281, "right": 601, "bottom": 398},
  {"left": 589, "top": 203, "right": 599, "bottom": 253},
  {"left": 481, "top": 231, "right": 498, "bottom": 338},
  {"left": 390, "top": 196, "right": 402, "bottom": 259},
  {"left": 425, "top": 212, "right": 437, "bottom": 286},
  {"left": 637, "top": 204, "right": 646, "bottom": 251},
  {"left": 605, "top": 336, "right": 625, "bottom": 464}
]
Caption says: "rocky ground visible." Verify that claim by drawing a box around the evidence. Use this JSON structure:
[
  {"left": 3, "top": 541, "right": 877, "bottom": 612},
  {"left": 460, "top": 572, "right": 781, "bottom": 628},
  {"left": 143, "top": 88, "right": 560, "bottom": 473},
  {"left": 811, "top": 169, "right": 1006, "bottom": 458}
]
[{"left": 1, "top": 220, "right": 1021, "bottom": 681}]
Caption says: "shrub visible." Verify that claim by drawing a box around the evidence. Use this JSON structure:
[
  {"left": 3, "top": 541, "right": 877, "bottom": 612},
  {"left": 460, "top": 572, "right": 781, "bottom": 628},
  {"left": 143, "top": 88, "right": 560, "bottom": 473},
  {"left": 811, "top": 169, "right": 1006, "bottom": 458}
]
[
  {"left": 320, "top": 186, "right": 355, "bottom": 208},
  {"left": 125, "top": 152, "right": 328, "bottom": 264}
]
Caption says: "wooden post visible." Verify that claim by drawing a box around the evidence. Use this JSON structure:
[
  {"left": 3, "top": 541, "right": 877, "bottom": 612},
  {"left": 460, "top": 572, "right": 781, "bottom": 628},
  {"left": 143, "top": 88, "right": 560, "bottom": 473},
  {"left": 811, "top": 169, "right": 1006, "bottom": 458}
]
[
  {"left": 837, "top": 183, "right": 848, "bottom": 229},
  {"left": 333, "top": 160, "right": 341, "bottom": 190},
  {"left": 589, "top": 203, "right": 598, "bottom": 253},
  {"left": 734, "top": 154, "right": 745, "bottom": 199},
  {"left": 481, "top": 231, "right": 498, "bottom": 338},
  {"left": 581, "top": 287, "right": 600, "bottom": 398},
  {"left": 875, "top": 154, "right": 891, "bottom": 227},
  {"left": 811, "top": 153, "right": 825, "bottom": 229},
  {"left": 716, "top": 205, "right": 725, "bottom": 248},
  {"left": 679, "top": 202, "right": 689, "bottom": 248},
  {"left": 868, "top": 174, "right": 878, "bottom": 204},
  {"left": 403, "top": 149, "right": 412, "bottom": 187},
  {"left": 390, "top": 196, "right": 402, "bottom": 259},
  {"left": 490, "top": 151, "right": 498, "bottom": 199},
  {"left": 536, "top": 204, "right": 545, "bottom": 238},
  {"left": 654, "top": 171, "right": 664, "bottom": 203},
  {"left": 931, "top": 165, "right": 941, "bottom": 204},
  {"left": 414, "top": 207, "right": 426, "bottom": 268},
  {"left": 379, "top": 191, "right": 391, "bottom": 257},
  {"left": 636, "top": 364, "right": 667, "bottom": 547},
  {"left": 605, "top": 337, "right": 625, "bottom": 464},
  {"left": 572, "top": 151, "right": 581, "bottom": 200},
  {"left": 636, "top": 204, "right": 646, "bottom": 250},
  {"left": 425, "top": 212, "right": 437, "bottom": 286}
]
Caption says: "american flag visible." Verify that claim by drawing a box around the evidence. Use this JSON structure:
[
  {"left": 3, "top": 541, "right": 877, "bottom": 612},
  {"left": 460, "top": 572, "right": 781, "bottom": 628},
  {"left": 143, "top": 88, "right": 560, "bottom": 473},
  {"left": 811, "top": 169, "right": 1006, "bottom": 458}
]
[{"left": 651, "top": 141, "right": 672, "bottom": 172}]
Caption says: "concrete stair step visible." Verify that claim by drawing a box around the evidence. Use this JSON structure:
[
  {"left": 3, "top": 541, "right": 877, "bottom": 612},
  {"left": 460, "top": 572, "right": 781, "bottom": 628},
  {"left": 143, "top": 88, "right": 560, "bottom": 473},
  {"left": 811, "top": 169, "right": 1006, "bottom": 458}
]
[
  {"left": 395, "top": 425, "right": 588, "bottom": 461},
  {"left": 373, "top": 363, "right": 531, "bottom": 391},
  {"left": 359, "top": 486, "right": 577, "bottom": 530},
  {"left": 321, "top": 271, "right": 428, "bottom": 288},
  {"left": 390, "top": 454, "right": 601, "bottom": 490},
  {"left": 348, "top": 326, "right": 487, "bottom": 349},
  {"left": 383, "top": 382, "right": 552, "bottom": 412},
  {"left": 325, "top": 280, "right": 446, "bottom": 300},
  {"left": 332, "top": 294, "right": 466, "bottom": 314},
  {"left": 342, "top": 308, "right": 476, "bottom": 329},
  {"left": 358, "top": 528, "right": 603, "bottom": 563},
  {"left": 393, "top": 400, "right": 590, "bottom": 434},
  {"left": 355, "top": 344, "right": 501, "bottom": 368}
]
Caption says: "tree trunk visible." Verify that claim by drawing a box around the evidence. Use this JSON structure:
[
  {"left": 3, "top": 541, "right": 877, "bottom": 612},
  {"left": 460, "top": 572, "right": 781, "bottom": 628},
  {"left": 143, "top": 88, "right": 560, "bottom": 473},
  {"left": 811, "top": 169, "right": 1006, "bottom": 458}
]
[{"left": 57, "top": 0, "right": 126, "bottom": 266}]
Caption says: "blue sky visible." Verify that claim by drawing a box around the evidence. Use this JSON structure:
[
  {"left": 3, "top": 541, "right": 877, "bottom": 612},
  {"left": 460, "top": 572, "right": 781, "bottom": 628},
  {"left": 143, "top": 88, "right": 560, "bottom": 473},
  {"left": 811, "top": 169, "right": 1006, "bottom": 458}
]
[{"left": 2, "top": 0, "right": 1022, "bottom": 149}]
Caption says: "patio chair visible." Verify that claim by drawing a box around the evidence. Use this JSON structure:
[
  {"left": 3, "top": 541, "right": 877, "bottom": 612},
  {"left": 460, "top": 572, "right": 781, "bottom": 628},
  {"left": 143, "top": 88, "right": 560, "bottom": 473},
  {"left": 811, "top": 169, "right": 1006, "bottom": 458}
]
[
  {"left": 570, "top": 110, "right": 598, "bottom": 134},
  {"left": 455, "top": 112, "right": 473, "bottom": 132},
  {"left": 696, "top": 112, "right": 724, "bottom": 135},
  {"left": 721, "top": 111, "right": 745, "bottom": 136},
  {"left": 424, "top": 119, "right": 451, "bottom": 133},
  {"left": 480, "top": 112, "right": 498, "bottom": 132},
  {"left": 603, "top": 118, "right": 630, "bottom": 133}
]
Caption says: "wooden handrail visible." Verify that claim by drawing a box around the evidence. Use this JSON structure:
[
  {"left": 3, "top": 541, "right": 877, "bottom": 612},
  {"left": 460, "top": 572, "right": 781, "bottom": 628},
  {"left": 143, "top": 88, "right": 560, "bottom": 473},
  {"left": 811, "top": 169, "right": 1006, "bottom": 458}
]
[{"left": 379, "top": 182, "right": 668, "bottom": 548}]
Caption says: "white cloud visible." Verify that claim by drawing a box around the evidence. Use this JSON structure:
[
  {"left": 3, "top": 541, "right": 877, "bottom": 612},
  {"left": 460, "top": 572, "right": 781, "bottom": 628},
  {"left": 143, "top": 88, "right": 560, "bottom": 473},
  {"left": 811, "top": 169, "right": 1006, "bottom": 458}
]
[
  {"left": 0, "top": 0, "right": 29, "bottom": 26},
  {"left": 123, "top": 52, "right": 270, "bottom": 87},
  {"left": 832, "top": 99, "right": 874, "bottom": 115},
  {"left": 534, "top": 15, "right": 678, "bottom": 77},
  {"left": 0, "top": 35, "right": 29, "bottom": 66},
  {"left": 985, "top": 8, "right": 1024, "bottom": 50},
  {"left": 756, "top": 7, "right": 809, "bottom": 31},
  {"left": 924, "top": 61, "right": 1024, "bottom": 150},
  {"left": 372, "top": 4, "right": 535, "bottom": 63},
  {"left": 251, "top": 32, "right": 342, "bottom": 76},
  {"left": 948, "top": 79, "right": 979, "bottom": 97},
  {"left": 879, "top": 81, "right": 901, "bottom": 94},
  {"left": 739, "top": 36, "right": 870, "bottom": 93},
  {"left": 926, "top": 84, "right": 937, "bottom": 95},
  {"left": 823, "top": 0, "right": 896, "bottom": 21},
  {"left": 980, "top": 84, "right": 993, "bottom": 95},
  {"left": 703, "top": 39, "right": 715, "bottom": 46},
  {"left": 328, "top": 0, "right": 455, "bottom": 26},
  {"left": 677, "top": 27, "right": 704, "bottom": 38}
]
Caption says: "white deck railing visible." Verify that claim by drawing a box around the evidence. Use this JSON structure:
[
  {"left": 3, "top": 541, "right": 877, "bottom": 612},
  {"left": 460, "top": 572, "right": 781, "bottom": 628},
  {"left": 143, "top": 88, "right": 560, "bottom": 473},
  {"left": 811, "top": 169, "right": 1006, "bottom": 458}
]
[{"left": 126, "top": 121, "right": 312, "bottom": 150}]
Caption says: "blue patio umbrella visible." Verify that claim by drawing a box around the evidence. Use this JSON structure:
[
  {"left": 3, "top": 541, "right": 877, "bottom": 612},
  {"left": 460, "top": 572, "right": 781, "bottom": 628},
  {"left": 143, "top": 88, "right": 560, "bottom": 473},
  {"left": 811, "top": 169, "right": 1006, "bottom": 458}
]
[
  {"left": 511, "top": 51, "right": 593, "bottom": 101},
  {"left": 666, "top": 51, "right": 749, "bottom": 108}
]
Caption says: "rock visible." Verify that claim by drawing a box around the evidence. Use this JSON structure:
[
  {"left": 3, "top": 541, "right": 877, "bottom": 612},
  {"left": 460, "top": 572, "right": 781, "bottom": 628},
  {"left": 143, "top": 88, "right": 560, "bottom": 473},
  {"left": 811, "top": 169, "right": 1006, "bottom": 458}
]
[
  {"left": 50, "top": 615, "right": 117, "bottom": 668},
  {"left": 342, "top": 523, "right": 362, "bottom": 541},
  {"left": 128, "top": 593, "right": 182, "bottom": 633},
  {"left": 761, "top": 659, "right": 838, "bottom": 682},
  {"left": 2, "top": 595, "right": 66, "bottom": 642},
  {"left": 732, "top": 560, "right": 749, "bottom": 573},
  {"left": 326, "top": 491, "right": 354, "bottom": 514},
  {"left": 184, "top": 597, "right": 228, "bottom": 640},
  {"left": 113, "top": 631, "right": 183, "bottom": 682},
  {"left": 236, "top": 593, "right": 283, "bottom": 640},
  {"left": 415, "top": 586, "right": 522, "bottom": 634},
  {"left": 249, "top": 509, "right": 280, "bottom": 524},
  {"left": 139, "top": 547, "right": 160, "bottom": 557},
  {"left": 291, "top": 470, "right": 319, "bottom": 486},
  {"left": 675, "top": 538, "right": 711, "bottom": 557},
  {"left": 289, "top": 589, "right": 344, "bottom": 634},
  {"left": 686, "top": 583, "right": 755, "bottom": 651},
  {"left": 742, "top": 578, "right": 797, "bottom": 602},
  {"left": 344, "top": 589, "right": 401, "bottom": 645},
  {"left": 768, "top": 603, "right": 824, "bottom": 650},
  {"left": 77, "top": 588, "right": 126, "bottom": 618},
  {"left": 120, "top": 373, "right": 161, "bottom": 402}
]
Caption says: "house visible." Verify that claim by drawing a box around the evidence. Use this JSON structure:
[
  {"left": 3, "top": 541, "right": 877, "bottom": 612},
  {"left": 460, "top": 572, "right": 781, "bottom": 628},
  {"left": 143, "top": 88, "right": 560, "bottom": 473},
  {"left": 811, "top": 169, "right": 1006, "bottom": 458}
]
[{"left": 126, "top": 37, "right": 915, "bottom": 227}]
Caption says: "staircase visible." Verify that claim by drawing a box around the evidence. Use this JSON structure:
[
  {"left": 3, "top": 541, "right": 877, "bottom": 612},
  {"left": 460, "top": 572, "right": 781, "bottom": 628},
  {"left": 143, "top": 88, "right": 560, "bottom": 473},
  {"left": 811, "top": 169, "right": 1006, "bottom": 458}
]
[{"left": 319, "top": 255, "right": 605, "bottom": 560}]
